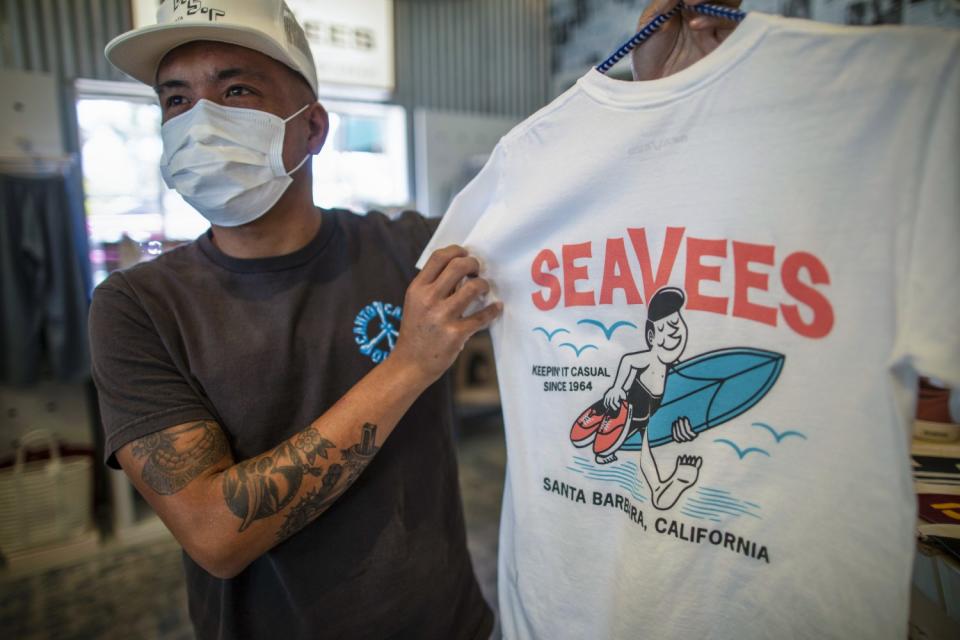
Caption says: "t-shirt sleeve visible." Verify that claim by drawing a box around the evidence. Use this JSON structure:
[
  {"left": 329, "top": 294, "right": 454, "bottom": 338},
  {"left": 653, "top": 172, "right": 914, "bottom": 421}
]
[
  {"left": 89, "top": 276, "right": 215, "bottom": 469},
  {"left": 894, "top": 43, "right": 960, "bottom": 387},
  {"left": 416, "top": 144, "right": 506, "bottom": 269}
]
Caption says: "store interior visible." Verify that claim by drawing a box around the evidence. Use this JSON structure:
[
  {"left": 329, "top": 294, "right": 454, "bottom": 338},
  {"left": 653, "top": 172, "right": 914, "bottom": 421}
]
[{"left": 1, "top": 1, "right": 959, "bottom": 639}]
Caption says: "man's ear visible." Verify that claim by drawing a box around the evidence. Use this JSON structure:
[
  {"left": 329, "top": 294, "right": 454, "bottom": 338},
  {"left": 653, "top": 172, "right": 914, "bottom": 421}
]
[{"left": 305, "top": 102, "right": 330, "bottom": 155}]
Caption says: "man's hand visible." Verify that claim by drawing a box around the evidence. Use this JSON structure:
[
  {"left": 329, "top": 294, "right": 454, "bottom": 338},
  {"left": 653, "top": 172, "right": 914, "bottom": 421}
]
[
  {"left": 672, "top": 416, "right": 698, "bottom": 442},
  {"left": 631, "top": 0, "right": 744, "bottom": 81},
  {"left": 393, "top": 245, "right": 502, "bottom": 385},
  {"left": 604, "top": 386, "right": 627, "bottom": 411}
]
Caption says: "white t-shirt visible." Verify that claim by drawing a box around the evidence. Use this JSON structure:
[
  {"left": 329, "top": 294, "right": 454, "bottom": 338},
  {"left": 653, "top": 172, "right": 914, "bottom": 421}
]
[{"left": 420, "top": 13, "right": 959, "bottom": 639}]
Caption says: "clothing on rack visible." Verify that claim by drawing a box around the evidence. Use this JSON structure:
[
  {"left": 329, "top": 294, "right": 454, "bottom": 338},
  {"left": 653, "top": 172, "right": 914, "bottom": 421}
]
[
  {"left": 1, "top": 167, "right": 92, "bottom": 385},
  {"left": 420, "top": 13, "right": 959, "bottom": 640}
]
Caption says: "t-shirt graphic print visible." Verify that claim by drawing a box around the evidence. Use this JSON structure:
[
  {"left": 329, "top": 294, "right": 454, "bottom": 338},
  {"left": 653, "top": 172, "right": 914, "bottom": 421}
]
[
  {"left": 568, "top": 285, "right": 784, "bottom": 523},
  {"left": 419, "top": 13, "right": 959, "bottom": 640},
  {"left": 527, "top": 227, "right": 823, "bottom": 561}
]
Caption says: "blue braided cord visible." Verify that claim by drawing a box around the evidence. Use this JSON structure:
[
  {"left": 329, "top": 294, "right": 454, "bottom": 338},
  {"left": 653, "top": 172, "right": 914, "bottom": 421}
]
[
  {"left": 596, "top": 2, "right": 748, "bottom": 74},
  {"left": 595, "top": 5, "right": 682, "bottom": 73},
  {"left": 693, "top": 3, "right": 747, "bottom": 21}
]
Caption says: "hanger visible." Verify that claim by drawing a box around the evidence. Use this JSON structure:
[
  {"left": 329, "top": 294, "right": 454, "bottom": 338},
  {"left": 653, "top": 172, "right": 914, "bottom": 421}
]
[{"left": 597, "top": 2, "right": 748, "bottom": 74}]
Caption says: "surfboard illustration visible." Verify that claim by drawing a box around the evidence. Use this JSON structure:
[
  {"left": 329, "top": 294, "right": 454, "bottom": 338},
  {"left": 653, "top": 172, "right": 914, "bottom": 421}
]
[{"left": 571, "top": 348, "right": 784, "bottom": 451}]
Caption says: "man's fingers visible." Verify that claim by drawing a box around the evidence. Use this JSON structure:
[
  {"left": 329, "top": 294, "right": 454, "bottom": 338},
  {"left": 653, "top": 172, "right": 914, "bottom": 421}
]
[
  {"left": 460, "top": 302, "right": 503, "bottom": 336},
  {"left": 683, "top": 0, "right": 744, "bottom": 31},
  {"left": 636, "top": 0, "right": 678, "bottom": 23},
  {"left": 689, "top": 16, "right": 724, "bottom": 30},
  {"left": 638, "top": 0, "right": 742, "bottom": 25},
  {"left": 434, "top": 256, "right": 481, "bottom": 297},
  {"left": 673, "top": 417, "right": 696, "bottom": 441},
  {"left": 418, "top": 245, "right": 468, "bottom": 284},
  {"left": 684, "top": 0, "right": 744, "bottom": 8},
  {"left": 688, "top": 16, "right": 739, "bottom": 35},
  {"left": 445, "top": 277, "right": 491, "bottom": 316}
]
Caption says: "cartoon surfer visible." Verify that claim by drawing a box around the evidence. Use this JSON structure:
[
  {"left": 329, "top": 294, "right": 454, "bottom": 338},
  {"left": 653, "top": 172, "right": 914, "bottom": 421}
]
[{"left": 570, "top": 287, "right": 702, "bottom": 510}]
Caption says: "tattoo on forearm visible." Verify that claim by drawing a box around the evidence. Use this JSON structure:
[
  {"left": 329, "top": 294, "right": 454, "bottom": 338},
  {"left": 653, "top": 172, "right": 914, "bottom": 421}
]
[
  {"left": 222, "top": 427, "right": 336, "bottom": 531},
  {"left": 276, "top": 464, "right": 343, "bottom": 542},
  {"left": 131, "top": 421, "right": 229, "bottom": 496},
  {"left": 341, "top": 423, "right": 381, "bottom": 485},
  {"left": 275, "top": 423, "right": 382, "bottom": 542},
  {"left": 219, "top": 421, "right": 381, "bottom": 539}
]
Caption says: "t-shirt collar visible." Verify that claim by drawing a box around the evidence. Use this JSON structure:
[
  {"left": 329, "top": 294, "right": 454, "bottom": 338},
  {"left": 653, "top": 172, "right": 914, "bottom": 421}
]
[{"left": 198, "top": 209, "right": 337, "bottom": 273}]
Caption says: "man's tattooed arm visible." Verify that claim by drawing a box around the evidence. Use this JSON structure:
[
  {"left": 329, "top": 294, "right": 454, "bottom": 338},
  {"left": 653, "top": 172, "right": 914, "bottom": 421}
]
[
  {"left": 220, "top": 427, "right": 338, "bottom": 532},
  {"left": 219, "top": 423, "right": 381, "bottom": 541},
  {"left": 130, "top": 421, "right": 229, "bottom": 495},
  {"left": 275, "top": 423, "right": 380, "bottom": 542},
  {"left": 109, "top": 244, "right": 494, "bottom": 578},
  {"left": 118, "top": 418, "right": 386, "bottom": 578}
]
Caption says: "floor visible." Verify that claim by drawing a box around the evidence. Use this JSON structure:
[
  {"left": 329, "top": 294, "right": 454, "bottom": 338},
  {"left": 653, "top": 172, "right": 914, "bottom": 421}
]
[{"left": 0, "top": 418, "right": 507, "bottom": 639}]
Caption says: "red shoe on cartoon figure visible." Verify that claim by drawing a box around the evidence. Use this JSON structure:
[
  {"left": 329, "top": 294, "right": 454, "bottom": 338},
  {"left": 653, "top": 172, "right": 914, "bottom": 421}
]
[
  {"left": 592, "top": 401, "right": 633, "bottom": 464},
  {"left": 570, "top": 399, "right": 606, "bottom": 447}
]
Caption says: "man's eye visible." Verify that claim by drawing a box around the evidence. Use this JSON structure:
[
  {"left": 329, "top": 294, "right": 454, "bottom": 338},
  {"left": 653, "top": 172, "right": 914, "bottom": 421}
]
[
  {"left": 226, "top": 86, "right": 252, "bottom": 98},
  {"left": 165, "top": 95, "right": 186, "bottom": 108}
]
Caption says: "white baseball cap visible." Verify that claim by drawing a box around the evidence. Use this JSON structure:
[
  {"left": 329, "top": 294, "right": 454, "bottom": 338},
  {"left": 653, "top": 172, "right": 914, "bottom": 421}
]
[{"left": 105, "top": 0, "right": 318, "bottom": 95}]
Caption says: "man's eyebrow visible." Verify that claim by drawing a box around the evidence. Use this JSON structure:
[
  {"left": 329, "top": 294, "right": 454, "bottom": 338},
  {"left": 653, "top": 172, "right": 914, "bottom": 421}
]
[
  {"left": 155, "top": 79, "right": 189, "bottom": 94},
  {"left": 215, "top": 68, "right": 269, "bottom": 82},
  {"left": 154, "top": 68, "right": 270, "bottom": 94}
]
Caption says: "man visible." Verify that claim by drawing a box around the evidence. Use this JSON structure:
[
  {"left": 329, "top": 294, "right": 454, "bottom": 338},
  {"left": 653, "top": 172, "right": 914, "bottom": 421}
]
[
  {"left": 570, "top": 287, "right": 701, "bottom": 508},
  {"left": 93, "top": 2, "right": 500, "bottom": 638},
  {"left": 91, "top": 0, "right": 733, "bottom": 638}
]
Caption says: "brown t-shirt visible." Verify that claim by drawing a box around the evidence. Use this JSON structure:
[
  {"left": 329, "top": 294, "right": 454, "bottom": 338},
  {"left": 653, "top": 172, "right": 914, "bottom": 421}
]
[{"left": 89, "top": 209, "right": 493, "bottom": 640}]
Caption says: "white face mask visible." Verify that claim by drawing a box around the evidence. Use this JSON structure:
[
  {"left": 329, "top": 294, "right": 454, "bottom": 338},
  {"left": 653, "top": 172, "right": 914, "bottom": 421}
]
[{"left": 160, "top": 100, "right": 311, "bottom": 227}]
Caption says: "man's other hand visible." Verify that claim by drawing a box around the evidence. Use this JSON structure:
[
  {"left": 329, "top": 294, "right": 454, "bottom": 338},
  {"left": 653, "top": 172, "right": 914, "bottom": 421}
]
[
  {"left": 603, "top": 387, "right": 627, "bottom": 412},
  {"left": 672, "top": 416, "right": 699, "bottom": 442},
  {"left": 631, "top": 0, "right": 744, "bottom": 81},
  {"left": 394, "top": 245, "right": 502, "bottom": 385}
]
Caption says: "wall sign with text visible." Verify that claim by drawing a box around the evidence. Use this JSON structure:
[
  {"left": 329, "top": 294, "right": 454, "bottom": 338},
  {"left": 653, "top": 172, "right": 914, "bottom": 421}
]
[{"left": 287, "top": 0, "right": 395, "bottom": 91}]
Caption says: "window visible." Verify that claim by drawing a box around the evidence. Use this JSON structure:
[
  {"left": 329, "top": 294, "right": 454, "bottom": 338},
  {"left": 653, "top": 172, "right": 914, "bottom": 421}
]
[{"left": 76, "top": 83, "right": 208, "bottom": 285}]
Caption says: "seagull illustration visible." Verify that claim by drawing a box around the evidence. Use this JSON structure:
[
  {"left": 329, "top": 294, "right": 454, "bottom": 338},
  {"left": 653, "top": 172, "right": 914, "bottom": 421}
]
[
  {"left": 752, "top": 423, "right": 807, "bottom": 443},
  {"left": 558, "top": 343, "right": 598, "bottom": 358},
  {"left": 577, "top": 319, "right": 638, "bottom": 340},
  {"left": 714, "top": 439, "right": 770, "bottom": 460},
  {"left": 532, "top": 327, "right": 571, "bottom": 342}
]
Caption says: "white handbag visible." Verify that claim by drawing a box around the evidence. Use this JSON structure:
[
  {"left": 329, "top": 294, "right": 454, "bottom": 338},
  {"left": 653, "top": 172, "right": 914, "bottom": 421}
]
[{"left": 0, "top": 429, "right": 93, "bottom": 555}]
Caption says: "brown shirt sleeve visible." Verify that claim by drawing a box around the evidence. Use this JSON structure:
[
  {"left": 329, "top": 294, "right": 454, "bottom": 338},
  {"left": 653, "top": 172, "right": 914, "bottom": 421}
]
[
  {"left": 89, "top": 274, "right": 214, "bottom": 469},
  {"left": 387, "top": 210, "right": 441, "bottom": 265}
]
